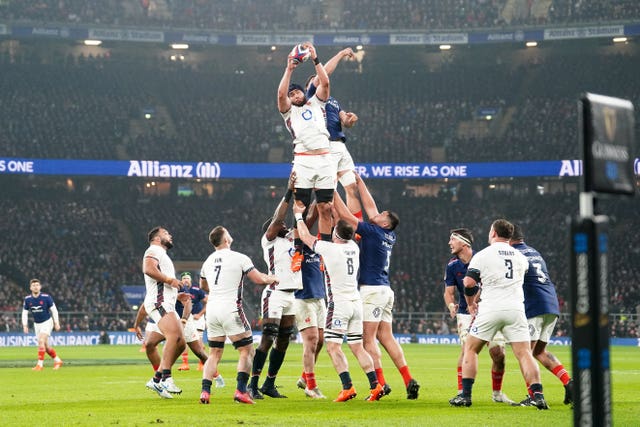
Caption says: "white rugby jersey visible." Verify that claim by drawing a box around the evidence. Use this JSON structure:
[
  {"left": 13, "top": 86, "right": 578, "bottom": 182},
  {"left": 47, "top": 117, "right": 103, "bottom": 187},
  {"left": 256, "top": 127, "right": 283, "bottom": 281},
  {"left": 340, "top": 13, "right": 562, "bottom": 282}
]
[
  {"left": 314, "top": 239, "right": 360, "bottom": 301},
  {"left": 261, "top": 231, "right": 302, "bottom": 291},
  {"left": 142, "top": 244, "right": 178, "bottom": 308},
  {"left": 281, "top": 95, "right": 330, "bottom": 153},
  {"left": 201, "top": 248, "right": 255, "bottom": 303},
  {"left": 466, "top": 241, "right": 528, "bottom": 311}
]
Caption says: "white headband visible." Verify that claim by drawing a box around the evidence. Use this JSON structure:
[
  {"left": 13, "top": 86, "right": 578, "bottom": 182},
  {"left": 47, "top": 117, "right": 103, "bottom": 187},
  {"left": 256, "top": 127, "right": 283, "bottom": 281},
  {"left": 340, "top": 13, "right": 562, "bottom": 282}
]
[{"left": 451, "top": 232, "right": 472, "bottom": 246}]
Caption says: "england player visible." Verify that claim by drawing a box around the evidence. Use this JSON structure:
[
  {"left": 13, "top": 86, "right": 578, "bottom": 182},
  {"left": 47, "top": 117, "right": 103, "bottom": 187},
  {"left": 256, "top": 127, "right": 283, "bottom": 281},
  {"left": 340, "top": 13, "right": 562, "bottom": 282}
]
[
  {"left": 248, "top": 175, "right": 301, "bottom": 400},
  {"left": 443, "top": 228, "right": 514, "bottom": 404},
  {"left": 278, "top": 41, "right": 337, "bottom": 271},
  {"left": 134, "top": 295, "right": 225, "bottom": 388},
  {"left": 176, "top": 272, "right": 209, "bottom": 372},
  {"left": 450, "top": 219, "right": 548, "bottom": 409},
  {"left": 199, "top": 226, "right": 279, "bottom": 405},
  {"left": 22, "top": 278, "right": 63, "bottom": 371},
  {"left": 293, "top": 201, "right": 384, "bottom": 402},
  {"left": 332, "top": 175, "right": 420, "bottom": 400},
  {"left": 142, "top": 226, "right": 185, "bottom": 399},
  {"left": 510, "top": 224, "right": 573, "bottom": 406},
  {"left": 305, "top": 47, "right": 362, "bottom": 220}
]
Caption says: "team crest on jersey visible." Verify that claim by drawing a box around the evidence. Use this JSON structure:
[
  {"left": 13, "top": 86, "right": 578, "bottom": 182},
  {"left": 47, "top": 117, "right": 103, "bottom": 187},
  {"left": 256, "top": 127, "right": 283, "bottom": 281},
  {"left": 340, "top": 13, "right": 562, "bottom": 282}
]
[
  {"left": 528, "top": 323, "right": 536, "bottom": 337},
  {"left": 301, "top": 109, "right": 313, "bottom": 121},
  {"left": 333, "top": 319, "right": 343, "bottom": 328},
  {"left": 372, "top": 307, "right": 382, "bottom": 318}
]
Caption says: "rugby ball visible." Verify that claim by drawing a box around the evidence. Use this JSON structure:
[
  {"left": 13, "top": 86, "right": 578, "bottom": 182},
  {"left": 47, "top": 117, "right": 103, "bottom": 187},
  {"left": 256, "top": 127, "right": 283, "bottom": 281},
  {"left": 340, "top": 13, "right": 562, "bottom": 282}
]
[{"left": 289, "top": 44, "right": 311, "bottom": 64}]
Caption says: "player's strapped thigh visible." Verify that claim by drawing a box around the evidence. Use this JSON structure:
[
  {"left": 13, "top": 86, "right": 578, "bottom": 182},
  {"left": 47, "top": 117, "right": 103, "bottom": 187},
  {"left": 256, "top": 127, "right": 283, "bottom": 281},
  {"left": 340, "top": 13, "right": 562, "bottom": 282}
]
[
  {"left": 293, "top": 187, "right": 312, "bottom": 209},
  {"left": 338, "top": 169, "right": 356, "bottom": 187},
  {"left": 208, "top": 339, "right": 225, "bottom": 348},
  {"left": 262, "top": 322, "right": 280, "bottom": 339},
  {"left": 34, "top": 318, "right": 54, "bottom": 336},
  {"left": 315, "top": 188, "right": 333, "bottom": 203}
]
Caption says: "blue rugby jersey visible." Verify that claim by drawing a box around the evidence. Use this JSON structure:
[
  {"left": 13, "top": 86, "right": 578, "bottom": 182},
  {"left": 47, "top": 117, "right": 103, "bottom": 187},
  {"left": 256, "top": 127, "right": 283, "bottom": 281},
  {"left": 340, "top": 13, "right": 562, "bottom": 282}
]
[
  {"left": 356, "top": 221, "right": 395, "bottom": 286},
  {"left": 512, "top": 242, "right": 560, "bottom": 318},
  {"left": 23, "top": 293, "right": 55, "bottom": 324}
]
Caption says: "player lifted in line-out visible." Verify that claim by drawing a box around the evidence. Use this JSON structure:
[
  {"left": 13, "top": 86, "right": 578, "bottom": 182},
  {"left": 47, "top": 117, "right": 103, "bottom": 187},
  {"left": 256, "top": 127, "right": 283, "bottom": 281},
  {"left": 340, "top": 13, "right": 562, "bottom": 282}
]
[
  {"left": 199, "top": 226, "right": 279, "bottom": 405},
  {"left": 141, "top": 226, "right": 185, "bottom": 399},
  {"left": 248, "top": 173, "right": 300, "bottom": 400},
  {"left": 450, "top": 219, "right": 548, "bottom": 410},
  {"left": 176, "top": 272, "right": 209, "bottom": 372},
  {"left": 443, "top": 228, "right": 514, "bottom": 405},
  {"left": 510, "top": 224, "right": 573, "bottom": 407},
  {"left": 22, "top": 278, "right": 63, "bottom": 371},
  {"left": 293, "top": 200, "right": 385, "bottom": 402},
  {"left": 278, "top": 41, "right": 337, "bottom": 271},
  {"left": 332, "top": 175, "right": 420, "bottom": 399},
  {"left": 305, "top": 47, "right": 362, "bottom": 220}
]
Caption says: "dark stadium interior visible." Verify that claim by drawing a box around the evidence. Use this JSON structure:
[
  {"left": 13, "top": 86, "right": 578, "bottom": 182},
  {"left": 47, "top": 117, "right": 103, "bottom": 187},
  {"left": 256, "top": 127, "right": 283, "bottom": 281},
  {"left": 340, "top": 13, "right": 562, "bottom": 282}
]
[{"left": 0, "top": 1, "right": 638, "bottom": 339}]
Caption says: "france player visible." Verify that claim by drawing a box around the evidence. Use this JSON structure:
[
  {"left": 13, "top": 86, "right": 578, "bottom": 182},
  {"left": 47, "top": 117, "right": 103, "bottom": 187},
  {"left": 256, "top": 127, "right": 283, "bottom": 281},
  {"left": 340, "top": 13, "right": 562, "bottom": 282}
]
[
  {"left": 443, "top": 228, "right": 514, "bottom": 404},
  {"left": 510, "top": 224, "right": 573, "bottom": 406},
  {"left": 333, "top": 175, "right": 420, "bottom": 400},
  {"left": 176, "top": 272, "right": 209, "bottom": 372},
  {"left": 22, "top": 278, "right": 63, "bottom": 371},
  {"left": 293, "top": 214, "right": 328, "bottom": 399}
]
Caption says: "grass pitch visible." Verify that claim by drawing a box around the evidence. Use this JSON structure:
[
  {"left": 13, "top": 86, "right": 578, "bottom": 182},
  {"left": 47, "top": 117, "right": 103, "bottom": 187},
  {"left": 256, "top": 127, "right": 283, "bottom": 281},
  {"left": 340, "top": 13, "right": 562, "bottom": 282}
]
[{"left": 1, "top": 344, "right": 638, "bottom": 426}]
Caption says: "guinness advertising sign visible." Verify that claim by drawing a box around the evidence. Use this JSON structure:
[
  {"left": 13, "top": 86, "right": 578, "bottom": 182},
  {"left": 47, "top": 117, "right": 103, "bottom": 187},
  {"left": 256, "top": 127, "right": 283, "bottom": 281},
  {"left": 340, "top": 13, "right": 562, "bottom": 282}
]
[{"left": 580, "top": 93, "right": 635, "bottom": 195}]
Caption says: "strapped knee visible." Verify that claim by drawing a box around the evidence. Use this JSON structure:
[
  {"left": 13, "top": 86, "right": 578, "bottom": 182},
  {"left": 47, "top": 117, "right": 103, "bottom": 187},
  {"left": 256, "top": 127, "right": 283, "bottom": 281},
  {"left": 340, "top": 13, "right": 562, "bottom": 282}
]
[
  {"left": 278, "top": 326, "right": 296, "bottom": 340},
  {"left": 262, "top": 323, "right": 280, "bottom": 339},
  {"left": 208, "top": 340, "right": 225, "bottom": 348},
  {"left": 233, "top": 336, "right": 254, "bottom": 349}
]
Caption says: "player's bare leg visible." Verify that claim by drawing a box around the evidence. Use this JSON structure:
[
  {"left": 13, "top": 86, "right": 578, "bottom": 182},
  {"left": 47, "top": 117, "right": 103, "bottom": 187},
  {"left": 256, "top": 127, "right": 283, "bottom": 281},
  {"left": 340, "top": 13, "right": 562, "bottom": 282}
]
[
  {"left": 376, "top": 321, "right": 420, "bottom": 399},
  {"left": 488, "top": 344, "right": 513, "bottom": 404},
  {"left": 200, "top": 340, "right": 224, "bottom": 404}
]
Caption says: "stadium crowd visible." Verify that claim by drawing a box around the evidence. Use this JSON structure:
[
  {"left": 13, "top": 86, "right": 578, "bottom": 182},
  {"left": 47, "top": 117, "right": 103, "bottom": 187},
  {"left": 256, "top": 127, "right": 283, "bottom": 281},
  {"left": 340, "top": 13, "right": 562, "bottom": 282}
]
[
  {"left": 1, "top": 48, "right": 639, "bottom": 164},
  {"left": 2, "top": 0, "right": 640, "bottom": 30}
]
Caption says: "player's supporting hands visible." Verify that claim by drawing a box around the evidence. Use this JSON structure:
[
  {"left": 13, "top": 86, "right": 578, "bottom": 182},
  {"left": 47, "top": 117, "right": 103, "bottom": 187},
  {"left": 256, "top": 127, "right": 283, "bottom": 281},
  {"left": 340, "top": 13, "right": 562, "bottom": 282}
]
[
  {"left": 293, "top": 200, "right": 306, "bottom": 215},
  {"left": 54, "top": 322, "right": 61, "bottom": 332},
  {"left": 287, "top": 171, "right": 297, "bottom": 191},
  {"left": 23, "top": 325, "right": 29, "bottom": 334}
]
